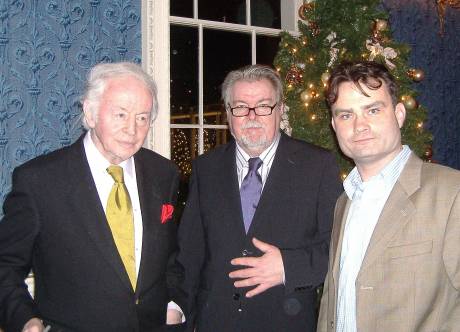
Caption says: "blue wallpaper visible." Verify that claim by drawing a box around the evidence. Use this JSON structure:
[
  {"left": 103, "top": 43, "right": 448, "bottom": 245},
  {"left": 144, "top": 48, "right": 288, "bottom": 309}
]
[
  {"left": 0, "top": 0, "right": 141, "bottom": 207},
  {"left": 383, "top": 0, "right": 460, "bottom": 170}
]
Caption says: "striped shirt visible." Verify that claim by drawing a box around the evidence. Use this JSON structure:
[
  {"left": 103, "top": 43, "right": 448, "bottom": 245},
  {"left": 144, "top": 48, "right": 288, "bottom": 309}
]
[
  {"left": 336, "top": 145, "right": 412, "bottom": 332},
  {"left": 235, "top": 132, "right": 280, "bottom": 189}
]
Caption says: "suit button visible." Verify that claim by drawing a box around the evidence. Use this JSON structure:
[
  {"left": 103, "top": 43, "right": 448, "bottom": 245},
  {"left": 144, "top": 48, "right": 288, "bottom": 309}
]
[
  {"left": 233, "top": 293, "right": 240, "bottom": 301},
  {"left": 242, "top": 249, "right": 253, "bottom": 256},
  {"left": 135, "top": 299, "right": 139, "bottom": 305}
]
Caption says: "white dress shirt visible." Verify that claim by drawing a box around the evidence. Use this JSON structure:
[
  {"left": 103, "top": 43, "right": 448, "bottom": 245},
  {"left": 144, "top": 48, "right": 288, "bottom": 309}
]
[
  {"left": 83, "top": 132, "right": 143, "bottom": 275},
  {"left": 336, "top": 145, "right": 411, "bottom": 332}
]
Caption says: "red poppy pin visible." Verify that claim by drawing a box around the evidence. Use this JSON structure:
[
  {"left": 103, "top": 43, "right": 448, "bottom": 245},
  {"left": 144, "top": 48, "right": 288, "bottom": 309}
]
[{"left": 161, "top": 204, "right": 174, "bottom": 224}]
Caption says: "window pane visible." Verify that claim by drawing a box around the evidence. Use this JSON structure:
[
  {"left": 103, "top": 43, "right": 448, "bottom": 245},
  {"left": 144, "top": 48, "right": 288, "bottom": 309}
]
[
  {"left": 256, "top": 35, "right": 280, "bottom": 66},
  {"left": 171, "top": 128, "right": 198, "bottom": 177},
  {"left": 170, "top": 0, "right": 193, "bottom": 17},
  {"left": 203, "top": 29, "right": 251, "bottom": 124},
  {"left": 251, "top": 0, "right": 281, "bottom": 28},
  {"left": 204, "top": 128, "right": 232, "bottom": 154},
  {"left": 171, "top": 25, "right": 198, "bottom": 124},
  {"left": 199, "top": 0, "right": 246, "bottom": 24}
]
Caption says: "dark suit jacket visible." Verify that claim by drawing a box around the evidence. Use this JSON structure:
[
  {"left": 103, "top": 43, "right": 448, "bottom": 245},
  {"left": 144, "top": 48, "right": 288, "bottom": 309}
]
[
  {"left": 0, "top": 135, "right": 183, "bottom": 332},
  {"left": 176, "top": 133, "right": 342, "bottom": 332}
]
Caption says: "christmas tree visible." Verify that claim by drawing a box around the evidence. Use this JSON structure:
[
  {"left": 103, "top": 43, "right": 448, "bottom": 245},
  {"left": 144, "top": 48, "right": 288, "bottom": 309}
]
[{"left": 274, "top": 0, "right": 432, "bottom": 177}]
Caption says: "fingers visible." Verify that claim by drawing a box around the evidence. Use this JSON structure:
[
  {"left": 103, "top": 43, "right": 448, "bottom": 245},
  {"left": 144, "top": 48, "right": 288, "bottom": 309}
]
[
  {"left": 245, "top": 283, "right": 271, "bottom": 298},
  {"left": 251, "top": 237, "right": 273, "bottom": 252},
  {"left": 229, "top": 266, "right": 255, "bottom": 279},
  {"left": 166, "top": 308, "right": 183, "bottom": 325},
  {"left": 230, "top": 256, "right": 258, "bottom": 267},
  {"left": 233, "top": 276, "right": 260, "bottom": 288}
]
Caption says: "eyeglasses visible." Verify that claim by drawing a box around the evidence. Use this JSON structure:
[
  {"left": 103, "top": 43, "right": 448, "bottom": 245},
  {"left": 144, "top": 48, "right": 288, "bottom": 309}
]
[{"left": 228, "top": 103, "right": 277, "bottom": 117}]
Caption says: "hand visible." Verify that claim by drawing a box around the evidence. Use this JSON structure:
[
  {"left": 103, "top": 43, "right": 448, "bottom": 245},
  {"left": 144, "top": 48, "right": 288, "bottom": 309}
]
[
  {"left": 229, "top": 237, "right": 284, "bottom": 298},
  {"left": 166, "top": 308, "right": 183, "bottom": 325},
  {"left": 22, "top": 318, "right": 45, "bottom": 332}
]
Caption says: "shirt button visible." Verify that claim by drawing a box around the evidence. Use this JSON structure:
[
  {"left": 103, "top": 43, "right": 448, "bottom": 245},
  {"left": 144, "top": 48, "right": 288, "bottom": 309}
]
[
  {"left": 330, "top": 321, "right": 334, "bottom": 328},
  {"left": 242, "top": 249, "right": 248, "bottom": 256}
]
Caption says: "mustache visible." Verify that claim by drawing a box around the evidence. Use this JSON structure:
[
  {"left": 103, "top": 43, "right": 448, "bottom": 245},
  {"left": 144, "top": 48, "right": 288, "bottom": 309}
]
[{"left": 242, "top": 120, "right": 264, "bottom": 129}]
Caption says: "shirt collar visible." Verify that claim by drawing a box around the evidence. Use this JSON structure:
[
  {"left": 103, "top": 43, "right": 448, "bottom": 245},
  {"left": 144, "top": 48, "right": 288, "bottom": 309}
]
[
  {"left": 235, "top": 131, "right": 281, "bottom": 167},
  {"left": 83, "top": 131, "right": 135, "bottom": 178},
  {"left": 343, "top": 145, "right": 412, "bottom": 200}
]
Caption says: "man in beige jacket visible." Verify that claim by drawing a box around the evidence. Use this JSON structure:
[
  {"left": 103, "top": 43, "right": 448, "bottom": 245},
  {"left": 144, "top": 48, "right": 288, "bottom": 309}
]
[{"left": 317, "top": 60, "right": 460, "bottom": 332}]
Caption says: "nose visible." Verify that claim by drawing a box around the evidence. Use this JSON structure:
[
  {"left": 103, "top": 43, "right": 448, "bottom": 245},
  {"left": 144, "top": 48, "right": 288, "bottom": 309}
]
[
  {"left": 354, "top": 115, "right": 369, "bottom": 133},
  {"left": 125, "top": 118, "right": 137, "bottom": 136},
  {"left": 247, "top": 108, "right": 257, "bottom": 120}
]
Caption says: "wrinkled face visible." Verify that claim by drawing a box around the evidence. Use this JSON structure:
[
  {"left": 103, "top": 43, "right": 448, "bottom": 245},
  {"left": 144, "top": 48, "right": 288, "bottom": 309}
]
[
  {"left": 331, "top": 80, "right": 406, "bottom": 178},
  {"left": 83, "top": 75, "right": 153, "bottom": 165},
  {"left": 227, "top": 79, "right": 282, "bottom": 157}
]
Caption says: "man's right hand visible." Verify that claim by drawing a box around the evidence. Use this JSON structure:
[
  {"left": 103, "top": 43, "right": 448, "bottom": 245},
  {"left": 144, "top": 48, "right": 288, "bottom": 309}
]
[{"left": 22, "top": 318, "right": 44, "bottom": 332}]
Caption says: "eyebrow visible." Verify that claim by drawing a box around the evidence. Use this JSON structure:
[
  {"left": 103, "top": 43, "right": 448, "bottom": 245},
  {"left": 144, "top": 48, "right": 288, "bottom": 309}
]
[
  {"left": 332, "top": 101, "right": 387, "bottom": 116},
  {"left": 232, "top": 98, "right": 274, "bottom": 105}
]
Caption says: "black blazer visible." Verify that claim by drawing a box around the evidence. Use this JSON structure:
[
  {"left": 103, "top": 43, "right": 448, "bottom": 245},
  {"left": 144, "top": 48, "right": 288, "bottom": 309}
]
[
  {"left": 176, "top": 133, "right": 342, "bottom": 332},
  {"left": 0, "top": 135, "right": 183, "bottom": 332}
]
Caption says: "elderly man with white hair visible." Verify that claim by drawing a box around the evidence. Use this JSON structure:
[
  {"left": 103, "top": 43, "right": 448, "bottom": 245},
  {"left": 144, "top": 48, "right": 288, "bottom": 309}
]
[{"left": 0, "top": 62, "right": 185, "bottom": 332}]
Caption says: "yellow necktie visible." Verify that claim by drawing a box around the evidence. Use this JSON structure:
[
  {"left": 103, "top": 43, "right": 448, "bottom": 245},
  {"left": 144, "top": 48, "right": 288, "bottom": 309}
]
[{"left": 106, "top": 165, "right": 136, "bottom": 290}]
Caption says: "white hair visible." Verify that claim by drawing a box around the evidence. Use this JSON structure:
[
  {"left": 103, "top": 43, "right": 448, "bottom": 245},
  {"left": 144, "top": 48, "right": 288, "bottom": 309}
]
[{"left": 81, "top": 62, "right": 158, "bottom": 129}]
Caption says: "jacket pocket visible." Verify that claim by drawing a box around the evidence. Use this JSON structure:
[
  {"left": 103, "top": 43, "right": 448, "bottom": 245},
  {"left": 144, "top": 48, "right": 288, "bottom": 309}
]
[{"left": 387, "top": 240, "right": 433, "bottom": 260}]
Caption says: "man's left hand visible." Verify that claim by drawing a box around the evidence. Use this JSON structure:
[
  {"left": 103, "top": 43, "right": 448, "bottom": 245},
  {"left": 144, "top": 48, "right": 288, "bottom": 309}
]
[
  {"left": 166, "top": 308, "right": 183, "bottom": 325},
  {"left": 229, "top": 237, "right": 284, "bottom": 298}
]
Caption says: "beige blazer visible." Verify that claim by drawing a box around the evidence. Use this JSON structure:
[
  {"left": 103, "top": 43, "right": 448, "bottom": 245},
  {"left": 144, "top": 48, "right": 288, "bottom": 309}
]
[{"left": 317, "top": 153, "right": 460, "bottom": 332}]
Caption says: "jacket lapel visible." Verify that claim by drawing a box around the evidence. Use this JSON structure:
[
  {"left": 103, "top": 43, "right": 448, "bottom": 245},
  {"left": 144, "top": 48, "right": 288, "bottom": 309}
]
[
  {"left": 221, "top": 142, "right": 248, "bottom": 237},
  {"left": 69, "top": 136, "right": 134, "bottom": 292},
  {"left": 359, "top": 153, "right": 422, "bottom": 272},
  {"left": 331, "top": 194, "right": 350, "bottom": 287}
]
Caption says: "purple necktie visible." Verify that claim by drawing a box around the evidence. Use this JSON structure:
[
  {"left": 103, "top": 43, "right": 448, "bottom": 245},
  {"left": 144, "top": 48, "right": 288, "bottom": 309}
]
[{"left": 240, "top": 157, "right": 263, "bottom": 233}]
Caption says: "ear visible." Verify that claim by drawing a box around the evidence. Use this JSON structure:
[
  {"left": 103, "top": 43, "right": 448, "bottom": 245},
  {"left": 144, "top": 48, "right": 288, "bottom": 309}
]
[
  {"left": 394, "top": 102, "right": 406, "bottom": 128},
  {"left": 278, "top": 103, "right": 285, "bottom": 115},
  {"left": 83, "top": 100, "right": 96, "bottom": 129}
]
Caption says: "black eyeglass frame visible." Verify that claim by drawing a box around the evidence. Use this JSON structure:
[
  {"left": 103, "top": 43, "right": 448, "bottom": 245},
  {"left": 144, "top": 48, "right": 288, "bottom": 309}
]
[{"left": 227, "top": 103, "right": 278, "bottom": 117}]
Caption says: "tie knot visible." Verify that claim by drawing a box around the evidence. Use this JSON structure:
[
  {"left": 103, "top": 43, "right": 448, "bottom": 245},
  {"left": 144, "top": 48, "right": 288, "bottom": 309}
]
[
  {"left": 107, "top": 165, "right": 125, "bottom": 183},
  {"left": 248, "top": 157, "right": 263, "bottom": 172}
]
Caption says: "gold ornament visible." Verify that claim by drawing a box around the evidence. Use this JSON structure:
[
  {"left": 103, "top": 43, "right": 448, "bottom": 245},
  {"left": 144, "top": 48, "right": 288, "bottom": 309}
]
[
  {"left": 407, "top": 68, "right": 425, "bottom": 82},
  {"left": 298, "top": 2, "right": 315, "bottom": 21},
  {"left": 375, "top": 19, "right": 388, "bottom": 31},
  {"left": 401, "top": 95, "right": 417, "bottom": 110}
]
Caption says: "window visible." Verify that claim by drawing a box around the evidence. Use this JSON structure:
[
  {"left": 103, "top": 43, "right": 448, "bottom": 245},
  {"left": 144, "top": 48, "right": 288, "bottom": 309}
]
[{"left": 143, "top": 0, "right": 300, "bottom": 173}]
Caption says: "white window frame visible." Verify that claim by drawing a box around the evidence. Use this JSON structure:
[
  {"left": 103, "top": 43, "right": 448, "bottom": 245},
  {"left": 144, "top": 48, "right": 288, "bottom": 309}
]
[{"left": 142, "top": 0, "right": 301, "bottom": 158}]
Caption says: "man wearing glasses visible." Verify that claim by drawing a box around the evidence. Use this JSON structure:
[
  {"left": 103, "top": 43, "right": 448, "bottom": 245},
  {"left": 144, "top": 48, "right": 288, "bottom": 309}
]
[{"left": 176, "top": 64, "right": 342, "bottom": 332}]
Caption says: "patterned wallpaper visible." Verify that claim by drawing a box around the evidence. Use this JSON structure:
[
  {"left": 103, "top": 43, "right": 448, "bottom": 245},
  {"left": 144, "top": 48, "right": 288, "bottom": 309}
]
[
  {"left": 383, "top": 0, "right": 460, "bottom": 169},
  {"left": 0, "top": 0, "right": 141, "bottom": 207}
]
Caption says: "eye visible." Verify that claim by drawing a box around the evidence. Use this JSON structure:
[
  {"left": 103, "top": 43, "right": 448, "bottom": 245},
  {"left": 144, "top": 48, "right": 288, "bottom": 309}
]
[
  {"left": 338, "top": 113, "right": 352, "bottom": 120},
  {"left": 114, "top": 111, "right": 127, "bottom": 119},
  {"left": 136, "top": 114, "right": 150, "bottom": 125},
  {"left": 368, "top": 108, "right": 380, "bottom": 115}
]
